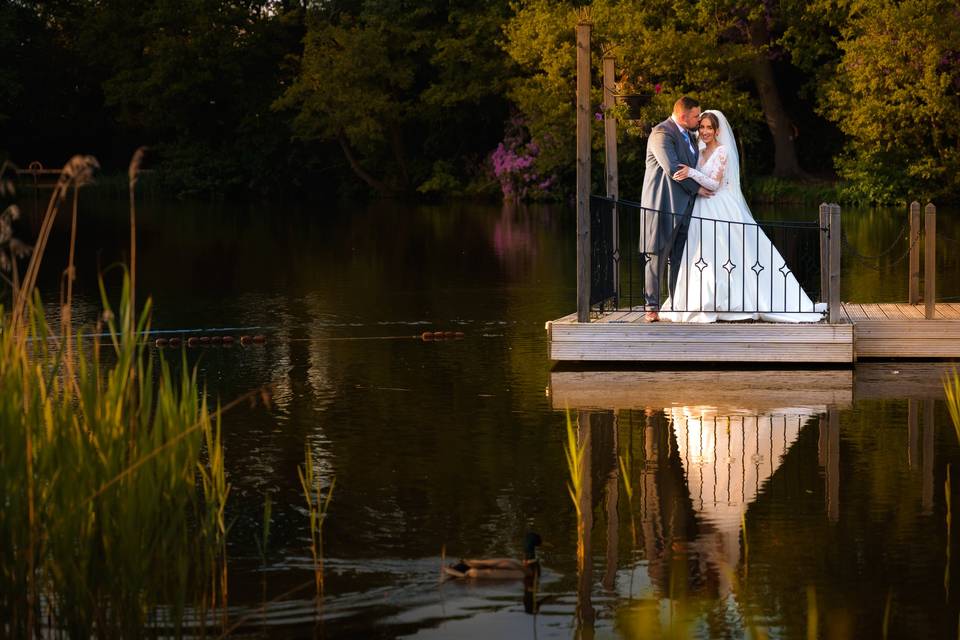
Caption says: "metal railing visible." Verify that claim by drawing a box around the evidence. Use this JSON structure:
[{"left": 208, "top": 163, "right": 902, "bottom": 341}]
[{"left": 590, "top": 196, "right": 825, "bottom": 317}]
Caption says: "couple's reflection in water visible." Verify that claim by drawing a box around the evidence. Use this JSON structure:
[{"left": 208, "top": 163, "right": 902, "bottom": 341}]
[{"left": 561, "top": 371, "right": 838, "bottom": 637}]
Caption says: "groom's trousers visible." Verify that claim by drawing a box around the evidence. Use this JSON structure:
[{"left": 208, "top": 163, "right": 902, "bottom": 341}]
[{"left": 643, "top": 206, "right": 693, "bottom": 309}]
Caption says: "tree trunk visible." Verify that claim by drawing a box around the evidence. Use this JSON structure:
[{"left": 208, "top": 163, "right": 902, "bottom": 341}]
[
  {"left": 337, "top": 130, "right": 394, "bottom": 195},
  {"left": 749, "top": 21, "right": 807, "bottom": 178}
]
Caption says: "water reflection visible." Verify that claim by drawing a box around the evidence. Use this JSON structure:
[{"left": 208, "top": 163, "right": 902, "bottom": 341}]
[
  {"left": 554, "top": 364, "right": 959, "bottom": 638},
  {"left": 19, "top": 197, "right": 960, "bottom": 637}
]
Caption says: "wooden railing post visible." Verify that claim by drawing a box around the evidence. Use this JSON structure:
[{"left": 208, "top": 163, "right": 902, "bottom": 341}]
[
  {"left": 602, "top": 56, "right": 619, "bottom": 298},
  {"left": 819, "top": 203, "right": 829, "bottom": 303},
  {"left": 924, "top": 203, "right": 936, "bottom": 319},
  {"left": 909, "top": 202, "right": 921, "bottom": 304},
  {"left": 575, "top": 21, "right": 592, "bottom": 323},
  {"left": 828, "top": 203, "right": 842, "bottom": 323}
]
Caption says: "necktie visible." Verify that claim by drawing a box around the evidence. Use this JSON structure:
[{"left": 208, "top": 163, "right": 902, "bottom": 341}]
[{"left": 680, "top": 129, "right": 694, "bottom": 156}]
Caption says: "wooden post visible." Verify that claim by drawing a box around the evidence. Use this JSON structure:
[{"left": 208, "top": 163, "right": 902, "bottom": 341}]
[
  {"left": 909, "top": 202, "right": 921, "bottom": 304},
  {"left": 819, "top": 203, "right": 829, "bottom": 304},
  {"left": 602, "top": 56, "right": 619, "bottom": 298},
  {"left": 575, "top": 21, "right": 592, "bottom": 323},
  {"left": 828, "top": 204, "right": 842, "bottom": 323},
  {"left": 924, "top": 203, "right": 936, "bottom": 319}
]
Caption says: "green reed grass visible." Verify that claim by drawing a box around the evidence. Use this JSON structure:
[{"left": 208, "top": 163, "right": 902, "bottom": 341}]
[
  {"left": 0, "top": 282, "right": 229, "bottom": 638},
  {"left": 562, "top": 410, "right": 587, "bottom": 570},
  {"left": 298, "top": 446, "right": 335, "bottom": 601},
  {"left": 0, "top": 154, "right": 230, "bottom": 637},
  {"left": 944, "top": 370, "right": 960, "bottom": 444},
  {"left": 563, "top": 411, "right": 585, "bottom": 521}
]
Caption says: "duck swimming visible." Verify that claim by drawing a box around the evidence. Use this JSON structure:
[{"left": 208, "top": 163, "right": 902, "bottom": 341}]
[{"left": 443, "top": 532, "right": 542, "bottom": 580}]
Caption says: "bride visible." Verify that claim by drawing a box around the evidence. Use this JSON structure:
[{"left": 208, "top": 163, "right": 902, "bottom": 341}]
[{"left": 658, "top": 110, "right": 826, "bottom": 323}]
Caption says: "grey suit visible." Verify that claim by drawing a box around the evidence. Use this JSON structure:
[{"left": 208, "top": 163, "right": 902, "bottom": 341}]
[{"left": 639, "top": 117, "right": 701, "bottom": 308}]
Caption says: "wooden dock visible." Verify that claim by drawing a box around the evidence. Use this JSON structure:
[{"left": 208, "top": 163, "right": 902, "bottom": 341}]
[
  {"left": 564, "top": 27, "right": 952, "bottom": 366},
  {"left": 546, "top": 302, "right": 960, "bottom": 363}
]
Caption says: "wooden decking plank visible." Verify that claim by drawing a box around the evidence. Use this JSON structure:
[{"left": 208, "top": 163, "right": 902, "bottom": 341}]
[
  {"left": 878, "top": 304, "right": 908, "bottom": 319},
  {"left": 550, "top": 343, "right": 853, "bottom": 363},
  {"left": 938, "top": 304, "right": 960, "bottom": 319},
  {"left": 860, "top": 303, "right": 889, "bottom": 320},
  {"left": 550, "top": 312, "right": 579, "bottom": 325},
  {"left": 842, "top": 303, "right": 869, "bottom": 321},
  {"left": 898, "top": 304, "right": 924, "bottom": 319},
  {"left": 594, "top": 311, "right": 632, "bottom": 323}
]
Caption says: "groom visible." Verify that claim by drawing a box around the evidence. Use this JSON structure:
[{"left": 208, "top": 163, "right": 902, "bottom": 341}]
[{"left": 640, "top": 96, "right": 710, "bottom": 322}]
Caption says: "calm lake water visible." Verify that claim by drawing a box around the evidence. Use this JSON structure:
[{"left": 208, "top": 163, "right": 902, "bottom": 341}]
[{"left": 26, "top": 194, "right": 960, "bottom": 638}]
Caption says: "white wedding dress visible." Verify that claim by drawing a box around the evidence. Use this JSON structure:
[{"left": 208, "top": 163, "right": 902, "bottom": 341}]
[{"left": 659, "top": 111, "right": 825, "bottom": 323}]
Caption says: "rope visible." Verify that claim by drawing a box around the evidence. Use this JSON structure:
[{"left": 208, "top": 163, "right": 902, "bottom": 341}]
[{"left": 840, "top": 224, "right": 919, "bottom": 271}]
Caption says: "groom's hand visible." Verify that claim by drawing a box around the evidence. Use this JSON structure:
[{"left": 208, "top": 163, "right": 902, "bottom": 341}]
[{"left": 697, "top": 186, "right": 714, "bottom": 197}]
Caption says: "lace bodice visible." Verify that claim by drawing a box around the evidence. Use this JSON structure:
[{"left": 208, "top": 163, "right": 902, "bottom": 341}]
[{"left": 688, "top": 145, "right": 729, "bottom": 192}]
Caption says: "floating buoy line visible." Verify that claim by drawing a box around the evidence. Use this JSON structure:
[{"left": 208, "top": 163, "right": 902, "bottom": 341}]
[
  {"left": 151, "top": 330, "right": 466, "bottom": 348},
  {"left": 21, "top": 325, "right": 467, "bottom": 348}
]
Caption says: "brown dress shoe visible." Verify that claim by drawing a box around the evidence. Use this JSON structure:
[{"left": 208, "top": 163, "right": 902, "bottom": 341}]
[{"left": 644, "top": 310, "right": 659, "bottom": 322}]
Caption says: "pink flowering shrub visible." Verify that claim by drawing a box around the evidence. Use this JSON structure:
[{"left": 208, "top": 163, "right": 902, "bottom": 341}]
[{"left": 490, "top": 118, "right": 556, "bottom": 200}]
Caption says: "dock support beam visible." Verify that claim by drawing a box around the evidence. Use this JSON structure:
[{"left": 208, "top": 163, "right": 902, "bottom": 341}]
[
  {"left": 575, "top": 21, "right": 592, "bottom": 323},
  {"left": 909, "top": 202, "right": 921, "bottom": 304},
  {"left": 819, "top": 203, "right": 829, "bottom": 304},
  {"left": 602, "top": 56, "right": 619, "bottom": 298},
  {"left": 925, "top": 203, "right": 936, "bottom": 319},
  {"left": 828, "top": 204, "right": 842, "bottom": 323}
]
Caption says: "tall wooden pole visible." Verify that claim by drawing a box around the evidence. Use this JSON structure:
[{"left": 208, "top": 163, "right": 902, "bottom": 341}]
[
  {"left": 924, "top": 203, "right": 936, "bottom": 319},
  {"left": 819, "top": 203, "right": 829, "bottom": 304},
  {"left": 828, "top": 204, "right": 842, "bottom": 323},
  {"left": 909, "top": 202, "right": 921, "bottom": 304},
  {"left": 602, "top": 56, "right": 619, "bottom": 298},
  {"left": 576, "top": 21, "right": 592, "bottom": 323}
]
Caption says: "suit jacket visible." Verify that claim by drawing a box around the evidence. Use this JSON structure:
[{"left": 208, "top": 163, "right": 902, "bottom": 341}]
[{"left": 640, "top": 117, "right": 701, "bottom": 251}]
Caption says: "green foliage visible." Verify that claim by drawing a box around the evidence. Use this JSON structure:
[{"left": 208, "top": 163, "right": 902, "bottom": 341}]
[
  {"left": 0, "top": 278, "right": 228, "bottom": 636},
  {"left": 277, "top": 1, "right": 515, "bottom": 195},
  {"left": 1, "top": 1, "right": 956, "bottom": 201},
  {"left": 820, "top": 0, "right": 960, "bottom": 204},
  {"left": 502, "top": 0, "right": 762, "bottom": 198}
]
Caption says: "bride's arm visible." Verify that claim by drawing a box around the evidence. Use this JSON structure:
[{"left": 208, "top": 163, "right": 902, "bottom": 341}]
[
  {"left": 650, "top": 126, "right": 700, "bottom": 196},
  {"left": 679, "top": 146, "right": 727, "bottom": 191}
]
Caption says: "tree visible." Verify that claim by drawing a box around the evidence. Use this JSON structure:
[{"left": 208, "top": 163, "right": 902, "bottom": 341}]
[
  {"left": 819, "top": 0, "right": 960, "bottom": 203},
  {"left": 277, "top": 1, "right": 514, "bottom": 196},
  {"left": 502, "top": 1, "right": 760, "bottom": 197}
]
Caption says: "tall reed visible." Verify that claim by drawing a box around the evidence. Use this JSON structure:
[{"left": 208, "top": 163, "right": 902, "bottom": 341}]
[
  {"left": 0, "top": 155, "right": 230, "bottom": 637},
  {"left": 298, "top": 446, "right": 335, "bottom": 602},
  {"left": 562, "top": 410, "right": 587, "bottom": 567},
  {"left": 0, "top": 281, "right": 229, "bottom": 637}
]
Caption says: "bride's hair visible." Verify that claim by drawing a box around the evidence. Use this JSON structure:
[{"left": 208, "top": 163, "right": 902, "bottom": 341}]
[{"left": 698, "top": 112, "right": 720, "bottom": 133}]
